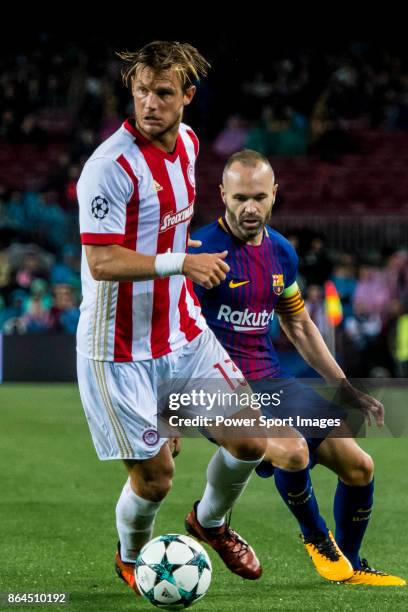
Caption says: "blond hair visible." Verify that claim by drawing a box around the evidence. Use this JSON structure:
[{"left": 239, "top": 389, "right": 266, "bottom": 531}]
[{"left": 117, "top": 41, "right": 211, "bottom": 90}]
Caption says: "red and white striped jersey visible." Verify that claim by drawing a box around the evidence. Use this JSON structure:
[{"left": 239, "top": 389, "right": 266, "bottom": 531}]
[{"left": 77, "top": 118, "right": 207, "bottom": 362}]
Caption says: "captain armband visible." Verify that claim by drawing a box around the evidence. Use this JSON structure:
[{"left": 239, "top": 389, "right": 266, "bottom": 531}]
[{"left": 274, "top": 281, "right": 305, "bottom": 316}]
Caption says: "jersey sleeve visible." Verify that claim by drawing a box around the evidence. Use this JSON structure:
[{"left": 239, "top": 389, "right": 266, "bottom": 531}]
[
  {"left": 284, "top": 243, "right": 299, "bottom": 289},
  {"left": 274, "top": 243, "right": 305, "bottom": 316},
  {"left": 77, "top": 156, "right": 133, "bottom": 245}
]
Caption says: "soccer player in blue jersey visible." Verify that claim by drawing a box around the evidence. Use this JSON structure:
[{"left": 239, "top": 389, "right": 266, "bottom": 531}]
[{"left": 189, "top": 149, "right": 405, "bottom": 586}]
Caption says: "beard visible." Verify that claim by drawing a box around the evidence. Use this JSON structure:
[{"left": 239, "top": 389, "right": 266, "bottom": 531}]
[{"left": 227, "top": 206, "right": 272, "bottom": 242}]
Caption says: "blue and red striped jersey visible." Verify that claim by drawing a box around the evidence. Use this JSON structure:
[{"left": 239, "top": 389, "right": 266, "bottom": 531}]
[{"left": 189, "top": 217, "right": 300, "bottom": 379}]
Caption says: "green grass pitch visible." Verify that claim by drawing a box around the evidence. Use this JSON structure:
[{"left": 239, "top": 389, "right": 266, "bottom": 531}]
[{"left": 0, "top": 384, "right": 407, "bottom": 611}]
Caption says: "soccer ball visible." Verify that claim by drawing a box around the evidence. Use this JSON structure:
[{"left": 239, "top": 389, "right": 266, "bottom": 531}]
[{"left": 135, "top": 534, "right": 212, "bottom": 608}]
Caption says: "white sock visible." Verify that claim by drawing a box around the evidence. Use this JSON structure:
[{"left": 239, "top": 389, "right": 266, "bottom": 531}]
[
  {"left": 197, "top": 447, "right": 262, "bottom": 529},
  {"left": 116, "top": 478, "right": 162, "bottom": 562}
]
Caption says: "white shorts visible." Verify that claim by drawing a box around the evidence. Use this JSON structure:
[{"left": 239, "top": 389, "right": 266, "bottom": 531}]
[{"left": 77, "top": 328, "right": 247, "bottom": 460}]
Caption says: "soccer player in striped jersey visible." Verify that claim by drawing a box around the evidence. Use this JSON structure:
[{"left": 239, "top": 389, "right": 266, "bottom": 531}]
[
  {"left": 190, "top": 149, "right": 405, "bottom": 586},
  {"left": 76, "top": 42, "right": 274, "bottom": 595}
]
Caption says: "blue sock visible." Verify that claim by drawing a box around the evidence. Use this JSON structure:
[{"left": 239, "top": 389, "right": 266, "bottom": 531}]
[
  {"left": 274, "top": 467, "right": 328, "bottom": 539},
  {"left": 255, "top": 460, "right": 275, "bottom": 478},
  {"left": 334, "top": 479, "right": 374, "bottom": 570}
]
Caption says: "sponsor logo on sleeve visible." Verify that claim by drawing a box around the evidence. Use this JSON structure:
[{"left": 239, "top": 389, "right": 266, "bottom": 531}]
[{"left": 91, "top": 195, "right": 109, "bottom": 219}]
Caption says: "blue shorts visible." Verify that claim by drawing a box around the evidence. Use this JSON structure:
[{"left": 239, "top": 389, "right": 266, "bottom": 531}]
[
  {"left": 198, "top": 376, "right": 346, "bottom": 477},
  {"left": 250, "top": 377, "right": 346, "bottom": 477}
]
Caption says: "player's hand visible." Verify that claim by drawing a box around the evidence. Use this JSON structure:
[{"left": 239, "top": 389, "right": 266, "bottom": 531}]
[
  {"left": 357, "top": 390, "right": 385, "bottom": 427},
  {"left": 339, "top": 380, "right": 385, "bottom": 427},
  {"left": 187, "top": 238, "right": 202, "bottom": 248},
  {"left": 182, "top": 251, "right": 230, "bottom": 288}
]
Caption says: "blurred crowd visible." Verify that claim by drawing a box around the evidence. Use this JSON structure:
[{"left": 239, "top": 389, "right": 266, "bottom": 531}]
[
  {"left": 1, "top": 224, "right": 407, "bottom": 378},
  {"left": 1, "top": 36, "right": 408, "bottom": 376},
  {"left": 0, "top": 241, "right": 80, "bottom": 336},
  {"left": 0, "top": 37, "right": 124, "bottom": 340},
  {"left": 2, "top": 37, "right": 408, "bottom": 164},
  {"left": 271, "top": 235, "right": 408, "bottom": 378},
  {"left": 213, "top": 43, "right": 408, "bottom": 159}
]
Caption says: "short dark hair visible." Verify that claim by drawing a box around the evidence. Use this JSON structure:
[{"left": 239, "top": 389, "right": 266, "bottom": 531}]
[
  {"left": 117, "top": 41, "right": 211, "bottom": 91},
  {"left": 223, "top": 149, "right": 274, "bottom": 183}
]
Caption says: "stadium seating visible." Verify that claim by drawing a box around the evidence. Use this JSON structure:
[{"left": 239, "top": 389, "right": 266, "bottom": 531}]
[{"left": 196, "top": 131, "right": 408, "bottom": 218}]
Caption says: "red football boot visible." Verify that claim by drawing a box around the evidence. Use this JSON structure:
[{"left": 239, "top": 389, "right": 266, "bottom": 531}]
[
  {"left": 185, "top": 501, "right": 262, "bottom": 580},
  {"left": 114, "top": 543, "right": 141, "bottom": 595}
]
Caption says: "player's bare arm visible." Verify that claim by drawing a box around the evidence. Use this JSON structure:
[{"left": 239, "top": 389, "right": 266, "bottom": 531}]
[
  {"left": 85, "top": 244, "right": 229, "bottom": 288},
  {"left": 278, "top": 308, "right": 384, "bottom": 426},
  {"left": 278, "top": 308, "right": 345, "bottom": 381},
  {"left": 85, "top": 245, "right": 156, "bottom": 281}
]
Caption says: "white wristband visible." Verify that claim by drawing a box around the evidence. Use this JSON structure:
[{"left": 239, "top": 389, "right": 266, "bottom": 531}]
[{"left": 154, "top": 252, "right": 186, "bottom": 277}]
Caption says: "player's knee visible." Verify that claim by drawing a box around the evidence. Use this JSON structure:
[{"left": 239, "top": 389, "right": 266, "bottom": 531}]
[
  {"left": 282, "top": 439, "right": 309, "bottom": 471},
  {"left": 140, "top": 472, "right": 173, "bottom": 501},
  {"left": 226, "top": 437, "right": 267, "bottom": 461},
  {"left": 344, "top": 451, "right": 374, "bottom": 486},
  {"left": 270, "top": 438, "right": 309, "bottom": 471},
  {"left": 264, "top": 437, "right": 309, "bottom": 471},
  {"left": 149, "top": 478, "right": 173, "bottom": 501},
  {"left": 134, "top": 463, "right": 174, "bottom": 502}
]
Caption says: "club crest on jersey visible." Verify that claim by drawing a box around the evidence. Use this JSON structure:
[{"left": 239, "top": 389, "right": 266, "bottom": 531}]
[
  {"left": 187, "top": 163, "right": 195, "bottom": 187},
  {"left": 272, "top": 274, "right": 284, "bottom": 295},
  {"left": 159, "top": 202, "right": 194, "bottom": 232},
  {"left": 91, "top": 195, "right": 109, "bottom": 220}
]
